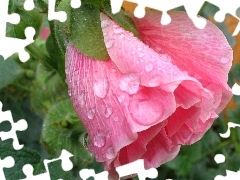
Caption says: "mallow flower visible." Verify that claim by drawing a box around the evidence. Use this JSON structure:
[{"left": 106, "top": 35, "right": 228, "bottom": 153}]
[{"left": 65, "top": 11, "right": 233, "bottom": 170}]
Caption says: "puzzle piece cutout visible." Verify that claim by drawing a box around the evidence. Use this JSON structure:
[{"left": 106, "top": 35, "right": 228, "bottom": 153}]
[
  {"left": 21, "top": 149, "right": 73, "bottom": 180},
  {"left": 214, "top": 127, "right": 240, "bottom": 179},
  {"left": 219, "top": 122, "right": 240, "bottom": 138},
  {"left": 0, "top": 156, "right": 15, "bottom": 180},
  {"left": 79, "top": 159, "right": 158, "bottom": 180},
  {"left": 111, "top": 0, "right": 240, "bottom": 35},
  {"left": 48, "top": 0, "right": 81, "bottom": 22},
  {"left": 0, "top": 101, "right": 28, "bottom": 150},
  {"left": 0, "top": 0, "right": 36, "bottom": 62}
]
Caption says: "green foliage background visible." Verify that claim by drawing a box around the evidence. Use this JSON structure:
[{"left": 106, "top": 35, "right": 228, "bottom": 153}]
[{"left": 0, "top": 1, "right": 239, "bottom": 179}]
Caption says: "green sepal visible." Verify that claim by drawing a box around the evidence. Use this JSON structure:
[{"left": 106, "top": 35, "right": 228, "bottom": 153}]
[
  {"left": 101, "top": 0, "right": 140, "bottom": 38},
  {"left": 69, "top": 4, "right": 109, "bottom": 60}
]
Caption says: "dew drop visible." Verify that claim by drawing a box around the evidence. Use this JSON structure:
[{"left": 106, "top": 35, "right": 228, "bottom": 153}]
[
  {"left": 118, "top": 95, "right": 125, "bottom": 103},
  {"left": 114, "top": 27, "right": 123, "bottom": 34},
  {"left": 93, "top": 132, "right": 106, "bottom": 147},
  {"left": 87, "top": 108, "right": 95, "bottom": 119},
  {"left": 106, "top": 39, "right": 114, "bottom": 48},
  {"left": 139, "top": 52, "right": 145, "bottom": 58},
  {"left": 149, "top": 76, "right": 161, "bottom": 87},
  {"left": 145, "top": 63, "right": 153, "bottom": 72},
  {"left": 220, "top": 57, "right": 229, "bottom": 64},
  {"left": 119, "top": 73, "right": 140, "bottom": 95},
  {"left": 68, "top": 89, "right": 72, "bottom": 97},
  {"left": 131, "top": 51, "right": 135, "bottom": 55},
  {"left": 65, "top": 68, "right": 69, "bottom": 75},
  {"left": 113, "top": 116, "right": 119, "bottom": 121},
  {"left": 101, "top": 20, "right": 110, "bottom": 28},
  {"left": 160, "top": 54, "right": 171, "bottom": 62},
  {"left": 78, "top": 91, "right": 85, "bottom": 107},
  {"left": 93, "top": 78, "right": 109, "bottom": 98},
  {"left": 106, "top": 132, "right": 111, "bottom": 138},
  {"left": 111, "top": 68, "right": 116, "bottom": 73},
  {"left": 106, "top": 147, "right": 115, "bottom": 159},
  {"left": 137, "top": 47, "right": 142, "bottom": 51},
  {"left": 119, "top": 34, "right": 125, "bottom": 39},
  {"left": 105, "top": 107, "right": 113, "bottom": 118}
]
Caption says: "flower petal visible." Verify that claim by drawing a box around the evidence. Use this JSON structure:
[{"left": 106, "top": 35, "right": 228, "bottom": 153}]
[
  {"left": 66, "top": 44, "right": 138, "bottom": 163},
  {"left": 132, "top": 10, "right": 233, "bottom": 112}
]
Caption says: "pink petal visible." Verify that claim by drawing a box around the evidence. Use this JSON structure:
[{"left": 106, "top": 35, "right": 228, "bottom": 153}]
[
  {"left": 66, "top": 44, "right": 137, "bottom": 164},
  {"left": 132, "top": 10, "right": 233, "bottom": 112}
]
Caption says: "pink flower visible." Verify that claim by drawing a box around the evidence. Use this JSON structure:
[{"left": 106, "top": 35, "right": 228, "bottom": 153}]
[{"left": 65, "top": 11, "right": 232, "bottom": 170}]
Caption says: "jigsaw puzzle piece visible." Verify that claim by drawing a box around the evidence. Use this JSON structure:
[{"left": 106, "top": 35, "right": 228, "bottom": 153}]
[
  {"left": 184, "top": 0, "right": 207, "bottom": 29},
  {"left": 0, "top": 101, "right": 28, "bottom": 150},
  {"left": 21, "top": 150, "right": 73, "bottom": 180},
  {"left": 0, "top": 156, "right": 15, "bottom": 180},
  {"left": 79, "top": 169, "right": 109, "bottom": 180},
  {"left": 0, "top": 0, "right": 20, "bottom": 38},
  {"left": 48, "top": 0, "right": 67, "bottom": 22},
  {"left": 0, "top": 0, "right": 36, "bottom": 62},
  {"left": 116, "top": 159, "right": 158, "bottom": 180},
  {"left": 21, "top": 164, "right": 50, "bottom": 180},
  {"left": 24, "top": 0, "right": 35, "bottom": 11},
  {"left": 0, "top": 27, "right": 35, "bottom": 62}
]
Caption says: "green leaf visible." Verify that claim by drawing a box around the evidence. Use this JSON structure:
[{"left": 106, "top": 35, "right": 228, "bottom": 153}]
[
  {"left": 0, "top": 143, "right": 73, "bottom": 179},
  {"left": 102, "top": 0, "right": 140, "bottom": 38},
  {"left": 6, "top": 5, "right": 43, "bottom": 40},
  {"left": 69, "top": 4, "right": 109, "bottom": 60},
  {"left": 41, "top": 99, "right": 93, "bottom": 166},
  {"left": 0, "top": 144, "right": 41, "bottom": 179},
  {"left": 0, "top": 56, "right": 22, "bottom": 90}
]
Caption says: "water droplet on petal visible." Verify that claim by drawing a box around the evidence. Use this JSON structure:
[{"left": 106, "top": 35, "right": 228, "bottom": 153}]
[
  {"left": 93, "top": 132, "right": 106, "bottom": 147},
  {"left": 111, "top": 68, "right": 116, "bottom": 73},
  {"left": 145, "top": 63, "right": 153, "bottom": 72},
  {"left": 78, "top": 91, "right": 85, "bottom": 107},
  {"left": 220, "top": 57, "right": 229, "bottom": 64},
  {"left": 160, "top": 54, "right": 171, "bottom": 62},
  {"left": 101, "top": 20, "right": 110, "bottom": 28},
  {"left": 114, "top": 27, "right": 123, "bottom": 34},
  {"left": 105, "top": 107, "right": 113, "bottom": 118},
  {"left": 139, "top": 52, "right": 145, "bottom": 58},
  {"left": 106, "top": 39, "right": 114, "bottom": 48},
  {"left": 65, "top": 68, "right": 69, "bottom": 74},
  {"left": 119, "top": 73, "right": 140, "bottom": 95},
  {"left": 137, "top": 47, "right": 142, "bottom": 51},
  {"left": 113, "top": 116, "right": 119, "bottom": 121},
  {"left": 87, "top": 108, "right": 95, "bottom": 119},
  {"left": 106, "top": 147, "right": 115, "bottom": 159},
  {"left": 120, "top": 34, "right": 125, "bottom": 39},
  {"left": 93, "top": 78, "right": 109, "bottom": 98},
  {"left": 118, "top": 95, "right": 125, "bottom": 103},
  {"left": 149, "top": 76, "right": 161, "bottom": 87},
  {"left": 131, "top": 51, "right": 135, "bottom": 55},
  {"left": 68, "top": 89, "right": 72, "bottom": 97}
]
